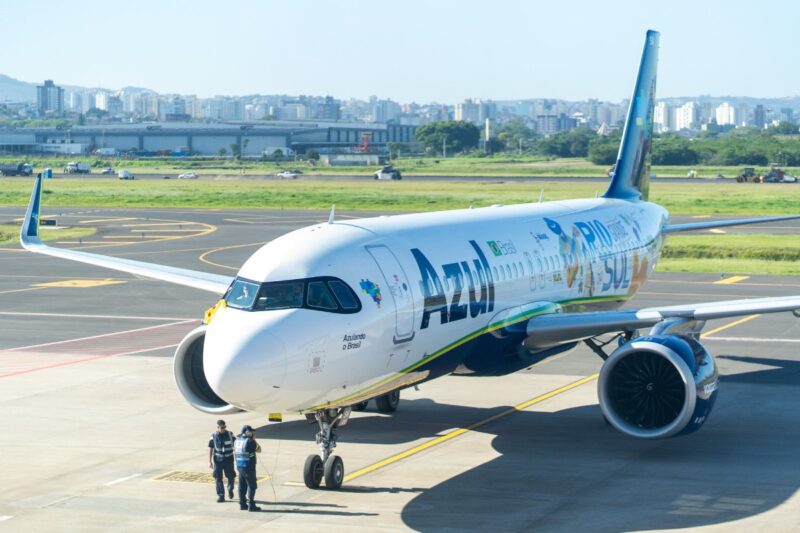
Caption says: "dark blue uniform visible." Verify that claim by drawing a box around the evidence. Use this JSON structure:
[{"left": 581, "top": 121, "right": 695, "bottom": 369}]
[
  {"left": 208, "top": 430, "right": 236, "bottom": 499},
  {"left": 234, "top": 435, "right": 259, "bottom": 510}
]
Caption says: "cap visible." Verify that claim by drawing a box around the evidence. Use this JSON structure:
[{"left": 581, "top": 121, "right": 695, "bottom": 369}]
[{"left": 241, "top": 424, "right": 253, "bottom": 434}]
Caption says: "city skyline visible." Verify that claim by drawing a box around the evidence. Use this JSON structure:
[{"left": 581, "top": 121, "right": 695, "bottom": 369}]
[{"left": 3, "top": 0, "right": 799, "bottom": 102}]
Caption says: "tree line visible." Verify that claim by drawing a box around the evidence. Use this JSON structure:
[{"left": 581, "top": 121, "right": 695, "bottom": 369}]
[{"left": 414, "top": 118, "right": 800, "bottom": 166}]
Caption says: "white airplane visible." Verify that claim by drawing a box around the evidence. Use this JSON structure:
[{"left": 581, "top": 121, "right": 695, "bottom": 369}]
[{"left": 20, "top": 30, "right": 800, "bottom": 490}]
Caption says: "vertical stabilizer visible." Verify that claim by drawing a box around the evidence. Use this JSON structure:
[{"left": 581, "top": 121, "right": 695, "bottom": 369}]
[{"left": 603, "top": 30, "right": 659, "bottom": 201}]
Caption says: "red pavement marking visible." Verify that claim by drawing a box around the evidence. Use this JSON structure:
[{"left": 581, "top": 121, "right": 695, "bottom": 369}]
[
  {"left": 0, "top": 343, "right": 179, "bottom": 379},
  {"left": 8, "top": 320, "right": 198, "bottom": 353},
  {"left": 0, "top": 320, "right": 201, "bottom": 379}
]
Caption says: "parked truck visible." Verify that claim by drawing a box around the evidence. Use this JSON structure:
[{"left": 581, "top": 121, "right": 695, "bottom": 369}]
[
  {"left": 64, "top": 162, "right": 91, "bottom": 174},
  {"left": 0, "top": 163, "right": 34, "bottom": 176}
]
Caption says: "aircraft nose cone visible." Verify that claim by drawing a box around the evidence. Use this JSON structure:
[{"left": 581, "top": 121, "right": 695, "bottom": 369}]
[{"left": 203, "top": 311, "right": 287, "bottom": 410}]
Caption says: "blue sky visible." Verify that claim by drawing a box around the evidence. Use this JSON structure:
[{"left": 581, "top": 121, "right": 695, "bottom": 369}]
[{"left": 4, "top": 0, "right": 798, "bottom": 102}]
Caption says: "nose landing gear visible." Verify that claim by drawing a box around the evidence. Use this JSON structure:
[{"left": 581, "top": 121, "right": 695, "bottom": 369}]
[{"left": 303, "top": 407, "right": 351, "bottom": 490}]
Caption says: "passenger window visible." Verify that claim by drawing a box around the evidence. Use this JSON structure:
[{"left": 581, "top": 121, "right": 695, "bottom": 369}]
[
  {"left": 512, "top": 263, "right": 519, "bottom": 278},
  {"left": 505, "top": 264, "right": 512, "bottom": 279},
  {"left": 307, "top": 281, "right": 338, "bottom": 310},
  {"left": 328, "top": 280, "right": 359, "bottom": 310},
  {"left": 493, "top": 266, "right": 499, "bottom": 280}
]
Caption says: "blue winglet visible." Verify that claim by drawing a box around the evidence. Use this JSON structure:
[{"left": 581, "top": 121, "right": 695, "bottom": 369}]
[
  {"left": 20, "top": 173, "right": 43, "bottom": 246},
  {"left": 603, "top": 30, "right": 659, "bottom": 202}
]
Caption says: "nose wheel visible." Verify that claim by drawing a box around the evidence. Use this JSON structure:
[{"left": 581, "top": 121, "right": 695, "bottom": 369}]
[{"left": 303, "top": 407, "right": 350, "bottom": 490}]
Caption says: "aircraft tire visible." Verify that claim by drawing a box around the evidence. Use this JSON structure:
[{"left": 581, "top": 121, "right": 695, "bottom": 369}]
[
  {"left": 376, "top": 390, "right": 400, "bottom": 413},
  {"left": 324, "top": 456, "right": 344, "bottom": 490},
  {"left": 303, "top": 454, "right": 324, "bottom": 489}
]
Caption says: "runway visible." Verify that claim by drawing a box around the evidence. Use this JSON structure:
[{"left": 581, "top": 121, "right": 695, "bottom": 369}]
[{"left": 0, "top": 206, "right": 798, "bottom": 532}]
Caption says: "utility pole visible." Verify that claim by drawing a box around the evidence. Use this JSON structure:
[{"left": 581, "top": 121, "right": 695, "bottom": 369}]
[
  {"left": 518, "top": 138, "right": 522, "bottom": 155},
  {"left": 442, "top": 136, "right": 447, "bottom": 158}
]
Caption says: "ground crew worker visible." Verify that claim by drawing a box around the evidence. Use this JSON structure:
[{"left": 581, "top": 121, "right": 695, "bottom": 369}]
[
  {"left": 208, "top": 419, "right": 236, "bottom": 502},
  {"left": 234, "top": 424, "right": 262, "bottom": 511}
]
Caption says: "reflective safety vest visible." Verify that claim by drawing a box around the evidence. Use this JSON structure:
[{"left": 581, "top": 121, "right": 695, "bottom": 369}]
[
  {"left": 212, "top": 430, "right": 235, "bottom": 459},
  {"left": 234, "top": 436, "right": 255, "bottom": 468}
]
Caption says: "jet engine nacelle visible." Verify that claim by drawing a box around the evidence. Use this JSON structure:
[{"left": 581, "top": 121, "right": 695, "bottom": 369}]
[
  {"left": 598, "top": 334, "right": 718, "bottom": 439},
  {"left": 173, "top": 325, "right": 239, "bottom": 414}
]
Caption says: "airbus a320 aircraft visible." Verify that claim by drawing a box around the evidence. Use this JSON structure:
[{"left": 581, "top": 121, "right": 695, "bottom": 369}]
[{"left": 20, "top": 30, "right": 800, "bottom": 490}]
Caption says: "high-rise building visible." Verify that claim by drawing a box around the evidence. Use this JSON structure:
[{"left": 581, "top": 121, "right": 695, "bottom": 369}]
[
  {"left": 754, "top": 105, "right": 766, "bottom": 129},
  {"left": 372, "top": 99, "right": 401, "bottom": 123},
  {"left": 37, "top": 80, "right": 64, "bottom": 115},
  {"left": 316, "top": 96, "right": 340, "bottom": 120},
  {"left": 654, "top": 102, "right": 673, "bottom": 132},
  {"left": 715, "top": 102, "right": 737, "bottom": 126},
  {"left": 779, "top": 107, "right": 794, "bottom": 124},
  {"left": 94, "top": 91, "right": 109, "bottom": 111},
  {"left": 67, "top": 91, "right": 83, "bottom": 113},
  {"left": 454, "top": 98, "right": 496, "bottom": 125},
  {"left": 106, "top": 96, "right": 123, "bottom": 116},
  {"left": 675, "top": 101, "right": 699, "bottom": 131}
]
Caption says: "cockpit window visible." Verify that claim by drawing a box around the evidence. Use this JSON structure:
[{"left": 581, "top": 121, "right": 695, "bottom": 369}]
[
  {"left": 307, "top": 281, "right": 338, "bottom": 310},
  {"left": 254, "top": 281, "right": 304, "bottom": 310},
  {"left": 226, "top": 279, "right": 259, "bottom": 309},
  {"left": 225, "top": 276, "right": 361, "bottom": 314},
  {"left": 328, "top": 280, "right": 359, "bottom": 310}
]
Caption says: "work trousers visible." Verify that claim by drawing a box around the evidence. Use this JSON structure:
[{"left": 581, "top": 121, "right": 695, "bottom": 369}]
[
  {"left": 213, "top": 457, "right": 235, "bottom": 497},
  {"left": 238, "top": 467, "right": 258, "bottom": 508}
]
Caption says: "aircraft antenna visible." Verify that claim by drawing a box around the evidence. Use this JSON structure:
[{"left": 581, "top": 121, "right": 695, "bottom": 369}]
[
  {"left": 328, "top": 204, "right": 336, "bottom": 224},
  {"left": 538, "top": 188, "right": 544, "bottom": 203}
]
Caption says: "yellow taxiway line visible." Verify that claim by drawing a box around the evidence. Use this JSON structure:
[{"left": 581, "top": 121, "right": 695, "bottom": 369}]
[
  {"left": 700, "top": 314, "right": 760, "bottom": 337},
  {"left": 714, "top": 275, "right": 750, "bottom": 285},
  {"left": 342, "top": 314, "right": 762, "bottom": 484},
  {"left": 343, "top": 374, "right": 598, "bottom": 483}
]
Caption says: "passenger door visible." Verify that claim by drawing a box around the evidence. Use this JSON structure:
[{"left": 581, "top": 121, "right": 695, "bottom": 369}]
[{"left": 366, "top": 245, "right": 416, "bottom": 344}]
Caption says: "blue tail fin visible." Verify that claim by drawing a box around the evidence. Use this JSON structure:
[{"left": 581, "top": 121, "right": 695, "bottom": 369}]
[{"left": 603, "top": 30, "right": 659, "bottom": 201}]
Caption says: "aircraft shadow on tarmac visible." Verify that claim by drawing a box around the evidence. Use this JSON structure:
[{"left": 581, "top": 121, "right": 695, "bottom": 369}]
[
  {"left": 251, "top": 360, "right": 798, "bottom": 531},
  {"left": 717, "top": 354, "right": 800, "bottom": 386}
]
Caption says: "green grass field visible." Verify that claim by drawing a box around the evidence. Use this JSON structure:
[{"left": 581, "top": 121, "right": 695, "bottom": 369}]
[
  {"left": 0, "top": 223, "right": 96, "bottom": 246},
  {"left": 0, "top": 177, "right": 797, "bottom": 276},
  {"left": 660, "top": 234, "right": 800, "bottom": 276},
  {"left": 0, "top": 177, "right": 798, "bottom": 215}
]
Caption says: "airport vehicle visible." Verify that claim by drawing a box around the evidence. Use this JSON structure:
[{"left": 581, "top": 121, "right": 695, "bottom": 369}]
[
  {"left": 100, "top": 167, "right": 115, "bottom": 175},
  {"left": 64, "top": 162, "right": 91, "bottom": 174},
  {"left": 178, "top": 172, "right": 198, "bottom": 179},
  {"left": 374, "top": 165, "right": 402, "bottom": 180},
  {"left": 735, "top": 167, "right": 757, "bottom": 183},
  {"left": 0, "top": 162, "right": 33, "bottom": 176},
  {"left": 117, "top": 170, "right": 135, "bottom": 180},
  {"left": 19, "top": 31, "right": 800, "bottom": 491},
  {"left": 276, "top": 170, "right": 299, "bottom": 179},
  {"left": 762, "top": 165, "right": 797, "bottom": 183}
]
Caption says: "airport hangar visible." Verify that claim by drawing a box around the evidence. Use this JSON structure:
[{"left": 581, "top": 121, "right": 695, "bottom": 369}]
[{"left": 0, "top": 121, "right": 418, "bottom": 157}]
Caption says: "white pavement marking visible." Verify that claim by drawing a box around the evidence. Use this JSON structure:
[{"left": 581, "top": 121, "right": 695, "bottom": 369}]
[
  {"left": 7, "top": 320, "right": 197, "bottom": 352},
  {"left": 112, "top": 343, "right": 180, "bottom": 356},
  {"left": 0, "top": 311, "right": 196, "bottom": 321},
  {"left": 704, "top": 336, "right": 800, "bottom": 344},
  {"left": 104, "top": 473, "right": 142, "bottom": 487}
]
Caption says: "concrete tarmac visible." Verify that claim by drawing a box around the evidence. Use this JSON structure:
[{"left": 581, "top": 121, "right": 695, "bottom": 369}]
[{"left": 0, "top": 206, "right": 798, "bottom": 532}]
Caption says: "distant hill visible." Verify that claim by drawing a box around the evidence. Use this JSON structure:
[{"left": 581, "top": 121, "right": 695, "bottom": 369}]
[{"left": 0, "top": 74, "right": 36, "bottom": 103}]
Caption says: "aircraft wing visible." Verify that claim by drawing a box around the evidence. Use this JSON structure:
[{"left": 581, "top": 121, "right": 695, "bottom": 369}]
[
  {"left": 662, "top": 215, "right": 800, "bottom": 234},
  {"left": 525, "top": 296, "right": 800, "bottom": 349},
  {"left": 20, "top": 174, "right": 233, "bottom": 294}
]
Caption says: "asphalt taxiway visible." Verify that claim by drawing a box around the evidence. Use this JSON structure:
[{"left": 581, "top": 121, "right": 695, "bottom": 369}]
[{"left": 0, "top": 206, "right": 798, "bottom": 532}]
